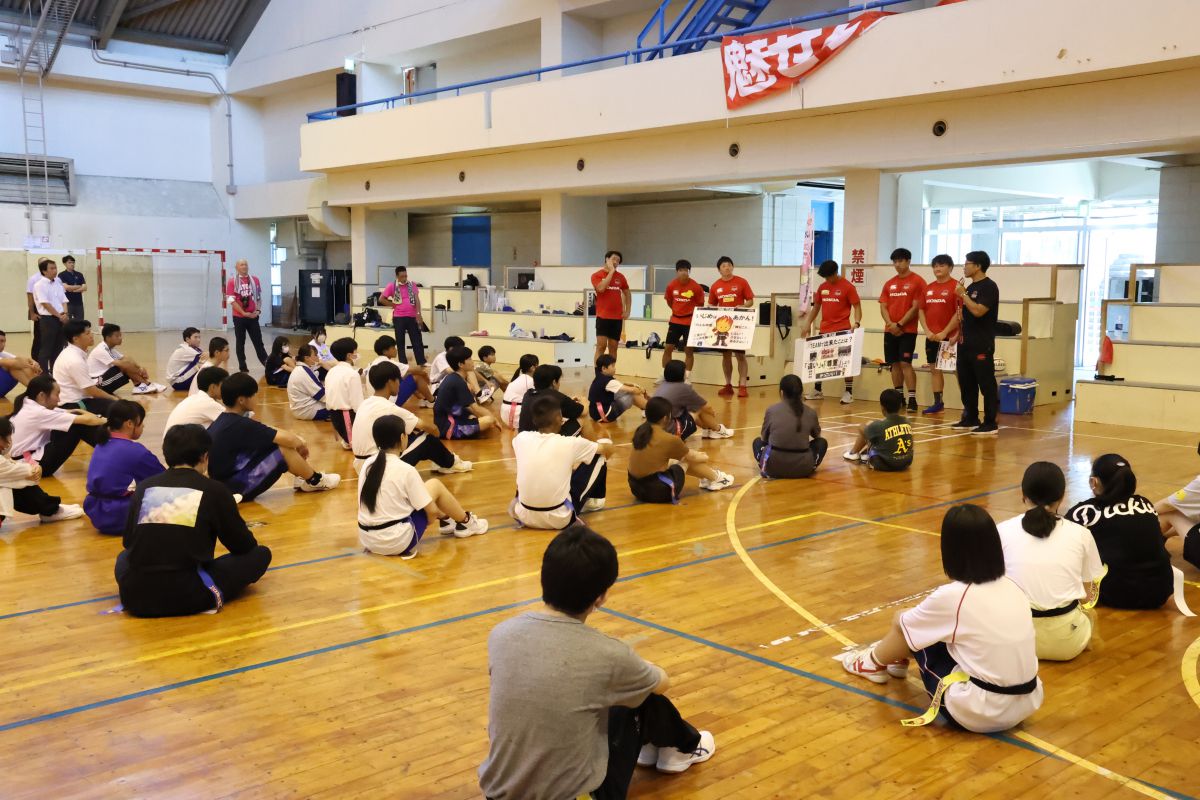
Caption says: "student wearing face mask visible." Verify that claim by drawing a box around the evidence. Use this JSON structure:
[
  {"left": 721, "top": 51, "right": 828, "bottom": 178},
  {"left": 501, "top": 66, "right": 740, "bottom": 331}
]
[
  {"left": 308, "top": 326, "right": 337, "bottom": 378},
  {"left": 325, "top": 337, "right": 364, "bottom": 450},
  {"left": 287, "top": 345, "right": 330, "bottom": 421},
  {"left": 264, "top": 336, "right": 296, "bottom": 388}
]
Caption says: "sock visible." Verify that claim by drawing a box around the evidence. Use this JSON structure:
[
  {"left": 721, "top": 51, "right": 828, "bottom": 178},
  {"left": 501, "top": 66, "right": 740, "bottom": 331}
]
[
  {"left": 907, "top": 389, "right": 917, "bottom": 402},
  {"left": 893, "top": 384, "right": 903, "bottom": 393},
  {"left": 306, "top": 472, "right": 323, "bottom": 486},
  {"left": 934, "top": 391, "right": 943, "bottom": 403},
  {"left": 844, "top": 379, "right": 853, "bottom": 392}
]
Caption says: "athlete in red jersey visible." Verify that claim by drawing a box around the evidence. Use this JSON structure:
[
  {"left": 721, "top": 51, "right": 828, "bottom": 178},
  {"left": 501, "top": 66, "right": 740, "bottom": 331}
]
[
  {"left": 708, "top": 256, "right": 755, "bottom": 398},
  {"left": 879, "top": 248, "right": 927, "bottom": 413},
  {"left": 662, "top": 259, "right": 705, "bottom": 375},
  {"left": 917, "top": 254, "right": 962, "bottom": 414},
  {"left": 591, "top": 250, "right": 630, "bottom": 363},
  {"left": 800, "top": 260, "right": 862, "bottom": 404}
]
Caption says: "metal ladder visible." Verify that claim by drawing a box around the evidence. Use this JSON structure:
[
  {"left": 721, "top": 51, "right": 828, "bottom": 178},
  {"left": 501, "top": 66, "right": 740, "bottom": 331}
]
[{"left": 636, "top": 0, "right": 775, "bottom": 61}]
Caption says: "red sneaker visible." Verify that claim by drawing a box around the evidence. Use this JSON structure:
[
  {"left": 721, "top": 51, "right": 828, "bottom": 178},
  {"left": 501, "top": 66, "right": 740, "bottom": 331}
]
[
  {"left": 737, "top": 385, "right": 749, "bottom": 398},
  {"left": 717, "top": 384, "right": 734, "bottom": 397}
]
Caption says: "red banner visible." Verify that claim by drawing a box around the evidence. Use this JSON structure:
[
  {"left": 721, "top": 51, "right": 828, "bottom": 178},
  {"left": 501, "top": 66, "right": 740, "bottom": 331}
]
[{"left": 721, "top": 11, "right": 888, "bottom": 109}]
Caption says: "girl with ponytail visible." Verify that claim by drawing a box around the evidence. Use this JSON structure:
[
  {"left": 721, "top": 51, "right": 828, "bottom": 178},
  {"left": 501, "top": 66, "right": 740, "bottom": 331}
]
[
  {"left": 997, "top": 461, "right": 1106, "bottom": 660},
  {"left": 84, "top": 400, "right": 164, "bottom": 535},
  {"left": 1066, "top": 454, "right": 1172, "bottom": 609},
  {"left": 9, "top": 375, "right": 106, "bottom": 477},
  {"left": 626, "top": 397, "right": 733, "bottom": 504},
  {"left": 500, "top": 354, "right": 539, "bottom": 428},
  {"left": 357, "top": 415, "right": 487, "bottom": 557},
  {"left": 752, "top": 375, "right": 828, "bottom": 479}
]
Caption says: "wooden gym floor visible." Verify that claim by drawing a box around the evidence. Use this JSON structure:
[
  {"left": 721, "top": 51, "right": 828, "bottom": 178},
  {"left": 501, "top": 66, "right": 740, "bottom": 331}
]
[{"left": 1, "top": 330, "right": 1198, "bottom": 799}]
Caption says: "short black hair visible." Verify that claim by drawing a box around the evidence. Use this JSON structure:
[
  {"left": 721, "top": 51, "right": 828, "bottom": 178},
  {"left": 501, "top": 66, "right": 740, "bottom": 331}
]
[
  {"left": 446, "top": 345, "right": 472, "bottom": 372},
  {"left": 297, "top": 344, "right": 316, "bottom": 360},
  {"left": 395, "top": 266, "right": 407, "bottom": 275},
  {"left": 890, "top": 248, "right": 912, "bottom": 262},
  {"left": 940, "top": 504, "right": 1005, "bottom": 584},
  {"left": 162, "top": 423, "right": 211, "bottom": 468},
  {"left": 965, "top": 250, "right": 991, "bottom": 271},
  {"left": 373, "top": 335, "right": 396, "bottom": 356},
  {"left": 532, "top": 364, "right": 562, "bottom": 390},
  {"left": 183, "top": 327, "right": 200, "bottom": 340},
  {"left": 63, "top": 319, "right": 90, "bottom": 343},
  {"left": 0, "top": 330, "right": 6, "bottom": 338},
  {"left": 595, "top": 354, "right": 616, "bottom": 375},
  {"left": 879, "top": 389, "right": 903, "bottom": 414},
  {"left": 330, "top": 337, "right": 358, "bottom": 362},
  {"left": 478, "top": 345, "right": 496, "bottom": 360},
  {"left": 530, "top": 394, "right": 562, "bottom": 431},
  {"left": 931, "top": 254, "right": 954, "bottom": 268},
  {"left": 817, "top": 260, "right": 839, "bottom": 278},
  {"left": 209, "top": 337, "right": 229, "bottom": 357},
  {"left": 717, "top": 256, "right": 734, "bottom": 268},
  {"left": 0, "top": 415, "right": 13, "bottom": 440},
  {"left": 62, "top": 254, "right": 76, "bottom": 264},
  {"left": 220, "top": 372, "right": 259, "bottom": 407},
  {"left": 604, "top": 250, "right": 623, "bottom": 263},
  {"left": 368, "top": 360, "right": 402, "bottom": 390},
  {"left": 675, "top": 259, "right": 691, "bottom": 271},
  {"left": 541, "top": 524, "right": 619, "bottom": 615},
  {"left": 38, "top": 259, "right": 55, "bottom": 274},
  {"left": 196, "top": 366, "right": 228, "bottom": 393},
  {"left": 101, "top": 323, "right": 121, "bottom": 340},
  {"left": 663, "top": 360, "right": 685, "bottom": 383},
  {"left": 443, "top": 335, "right": 465, "bottom": 350}
]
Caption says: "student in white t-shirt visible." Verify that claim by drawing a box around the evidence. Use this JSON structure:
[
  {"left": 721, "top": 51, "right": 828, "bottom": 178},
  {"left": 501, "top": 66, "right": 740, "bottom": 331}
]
[
  {"left": 188, "top": 337, "right": 230, "bottom": 396},
  {"left": 287, "top": 345, "right": 329, "bottom": 421},
  {"left": 163, "top": 366, "right": 228, "bottom": 437},
  {"left": 10, "top": 374, "right": 107, "bottom": 477},
  {"left": 367, "top": 334, "right": 432, "bottom": 408},
  {"left": 52, "top": 320, "right": 117, "bottom": 418},
  {"left": 324, "top": 337, "right": 364, "bottom": 450},
  {"left": 308, "top": 326, "right": 337, "bottom": 377},
  {"left": 998, "top": 462, "right": 1105, "bottom": 661},
  {"left": 357, "top": 415, "right": 487, "bottom": 558},
  {"left": 166, "top": 328, "right": 205, "bottom": 391},
  {"left": 840, "top": 504, "right": 1042, "bottom": 733},
  {"left": 351, "top": 362, "right": 471, "bottom": 477},
  {"left": 0, "top": 414, "right": 84, "bottom": 526},
  {"left": 0, "top": 329, "right": 41, "bottom": 400},
  {"left": 500, "top": 354, "right": 538, "bottom": 429},
  {"left": 1155, "top": 437, "right": 1200, "bottom": 543},
  {"left": 87, "top": 323, "right": 166, "bottom": 395},
  {"left": 509, "top": 395, "right": 614, "bottom": 530},
  {"left": 429, "top": 336, "right": 481, "bottom": 398}
]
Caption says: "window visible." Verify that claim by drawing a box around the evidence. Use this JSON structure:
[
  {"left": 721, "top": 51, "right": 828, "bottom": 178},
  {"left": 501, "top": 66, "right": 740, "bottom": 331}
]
[{"left": 269, "top": 223, "right": 284, "bottom": 305}]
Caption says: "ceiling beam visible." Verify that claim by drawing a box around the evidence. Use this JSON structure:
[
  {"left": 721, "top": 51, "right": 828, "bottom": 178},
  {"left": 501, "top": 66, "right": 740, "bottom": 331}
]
[
  {"left": 123, "top": 0, "right": 190, "bottom": 21},
  {"left": 0, "top": 9, "right": 98, "bottom": 37},
  {"left": 223, "top": 0, "right": 270, "bottom": 61},
  {"left": 109, "top": 27, "right": 228, "bottom": 55},
  {"left": 94, "top": 0, "right": 132, "bottom": 49}
]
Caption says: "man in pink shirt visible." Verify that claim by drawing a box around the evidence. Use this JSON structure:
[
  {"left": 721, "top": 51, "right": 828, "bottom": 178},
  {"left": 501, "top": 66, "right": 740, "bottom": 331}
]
[
  {"left": 226, "top": 259, "right": 269, "bottom": 373},
  {"left": 379, "top": 266, "right": 427, "bottom": 366}
]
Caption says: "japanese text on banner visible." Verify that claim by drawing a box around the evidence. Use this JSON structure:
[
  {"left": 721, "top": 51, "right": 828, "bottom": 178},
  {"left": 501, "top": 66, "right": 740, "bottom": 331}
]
[
  {"left": 794, "top": 328, "right": 865, "bottom": 383},
  {"left": 687, "top": 307, "right": 758, "bottom": 350}
]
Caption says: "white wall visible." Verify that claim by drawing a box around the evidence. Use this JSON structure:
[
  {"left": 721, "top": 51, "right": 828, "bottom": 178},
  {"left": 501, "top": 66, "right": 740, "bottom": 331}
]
[
  {"left": 436, "top": 33, "right": 541, "bottom": 93},
  {"left": 609, "top": 196, "right": 765, "bottom": 265},
  {"left": 1156, "top": 165, "right": 1200, "bottom": 263},
  {"left": 259, "top": 79, "right": 333, "bottom": 182}
]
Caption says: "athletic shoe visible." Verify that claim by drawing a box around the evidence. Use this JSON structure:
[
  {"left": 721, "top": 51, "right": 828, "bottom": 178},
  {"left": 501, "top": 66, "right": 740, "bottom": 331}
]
[
  {"left": 232, "top": 493, "right": 244, "bottom": 504},
  {"left": 150, "top": 382, "right": 168, "bottom": 393},
  {"left": 453, "top": 512, "right": 489, "bottom": 538},
  {"left": 702, "top": 424, "right": 734, "bottom": 439},
  {"left": 949, "top": 418, "right": 980, "bottom": 429},
  {"left": 297, "top": 472, "right": 341, "bottom": 492},
  {"left": 907, "top": 397, "right": 918, "bottom": 413},
  {"left": 477, "top": 386, "right": 495, "bottom": 404},
  {"left": 400, "top": 547, "right": 419, "bottom": 561},
  {"left": 434, "top": 456, "right": 473, "bottom": 474},
  {"left": 887, "top": 658, "right": 911, "bottom": 679},
  {"left": 922, "top": 401, "right": 945, "bottom": 415},
  {"left": 131, "top": 383, "right": 153, "bottom": 395},
  {"left": 438, "top": 517, "right": 456, "bottom": 535},
  {"left": 737, "top": 385, "right": 749, "bottom": 398},
  {"left": 40, "top": 503, "right": 83, "bottom": 523},
  {"left": 971, "top": 423, "right": 999, "bottom": 436},
  {"left": 684, "top": 370, "right": 692, "bottom": 384},
  {"left": 338, "top": 439, "right": 352, "bottom": 451},
  {"left": 700, "top": 471, "right": 735, "bottom": 491},
  {"left": 418, "top": 399, "right": 435, "bottom": 409},
  {"left": 582, "top": 498, "right": 606, "bottom": 513},
  {"left": 842, "top": 450, "right": 861, "bottom": 462},
  {"left": 840, "top": 390, "right": 854, "bottom": 404},
  {"left": 637, "top": 744, "right": 660, "bottom": 768},
  {"left": 839, "top": 647, "right": 889, "bottom": 684},
  {"left": 654, "top": 376, "right": 665, "bottom": 385},
  {"left": 656, "top": 730, "right": 716, "bottom": 774},
  {"left": 717, "top": 384, "right": 734, "bottom": 397},
  {"left": 803, "top": 390, "right": 823, "bottom": 400}
]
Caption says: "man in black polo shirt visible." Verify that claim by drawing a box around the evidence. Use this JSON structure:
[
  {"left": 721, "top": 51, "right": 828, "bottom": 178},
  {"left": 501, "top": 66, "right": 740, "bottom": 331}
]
[
  {"left": 951, "top": 250, "right": 1000, "bottom": 435},
  {"left": 59, "top": 255, "right": 86, "bottom": 321}
]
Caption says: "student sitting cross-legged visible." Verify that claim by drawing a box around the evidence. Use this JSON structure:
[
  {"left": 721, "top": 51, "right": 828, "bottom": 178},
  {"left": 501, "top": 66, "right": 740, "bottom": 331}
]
[
  {"left": 753, "top": 375, "right": 829, "bottom": 479},
  {"left": 518, "top": 364, "right": 586, "bottom": 438},
  {"left": 84, "top": 400, "right": 165, "bottom": 536},
  {"left": 843, "top": 389, "right": 913, "bottom": 470},
  {"left": 287, "top": 345, "right": 330, "bottom": 421},
  {"left": 840, "top": 504, "right": 1043, "bottom": 733},
  {"left": 367, "top": 334, "right": 432, "bottom": 407},
  {"left": 1155, "top": 437, "right": 1200, "bottom": 569},
  {"left": 628, "top": 397, "right": 734, "bottom": 504},
  {"left": 357, "top": 416, "right": 488, "bottom": 559},
  {"left": 434, "top": 346, "right": 496, "bottom": 440},
  {"left": 999, "top": 462, "right": 1105, "bottom": 661},
  {"left": 0, "top": 414, "right": 83, "bottom": 526},
  {"left": 164, "top": 366, "right": 228, "bottom": 437},
  {"left": 188, "top": 337, "right": 230, "bottom": 396},
  {"left": 474, "top": 345, "right": 509, "bottom": 404},
  {"left": 588, "top": 354, "right": 648, "bottom": 423},
  {"left": 263, "top": 336, "right": 296, "bottom": 388},
  {"left": 207, "top": 373, "right": 340, "bottom": 502},
  {"left": 352, "top": 362, "right": 471, "bottom": 476},
  {"left": 165, "top": 327, "right": 204, "bottom": 391},
  {"left": 479, "top": 524, "right": 715, "bottom": 800},
  {"left": 87, "top": 323, "right": 167, "bottom": 396},
  {"left": 500, "top": 354, "right": 538, "bottom": 429},
  {"left": 0, "top": 329, "right": 42, "bottom": 400},
  {"left": 114, "top": 423, "right": 272, "bottom": 618},
  {"left": 510, "top": 395, "right": 612, "bottom": 530},
  {"left": 651, "top": 360, "right": 733, "bottom": 441},
  {"left": 9, "top": 375, "right": 107, "bottom": 476},
  {"left": 53, "top": 319, "right": 117, "bottom": 418},
  {"left": 325, "top": 337, "right": 364, "bottom": 450}
]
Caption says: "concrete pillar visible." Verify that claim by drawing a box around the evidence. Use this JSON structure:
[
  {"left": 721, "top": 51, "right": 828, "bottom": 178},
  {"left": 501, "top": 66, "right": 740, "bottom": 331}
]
[
  {"left": 895, "top": 173, "right": 926, "bottom": 260},
  {"left": 357, "top": 62, "right": 406, "bottom": 111},
  {"left": 541, "top": 194, "right": 607, "bottom": 265},
  {"left": 1155, "top": 165, "right": 1200, "bottom": 262},
  {"left": 541, "top": 12, "right": 603, "bottom": 78},
  {"left": 842, "top": 169, "right": 897, "bottom": 265},
  {"left": 351, "top": 207, "right": 409, "bottom": 304}
]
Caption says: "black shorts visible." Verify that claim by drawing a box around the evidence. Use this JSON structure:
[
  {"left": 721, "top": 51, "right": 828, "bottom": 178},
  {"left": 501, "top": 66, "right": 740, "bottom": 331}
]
[
  {"left": 595, "top": 317, "right": 623, "bottom": 341},
  {"left": 925, "top": 339, "right": 942, "bottom": 368},
  {"left": 628, "top": 465, "right": 686, "bottom": 504},
  {"left": 883, "top": 332, "right": 918, "bottom": 365},
  {"left": 665, "top": 322, "right": 691, "bottom": 348}
]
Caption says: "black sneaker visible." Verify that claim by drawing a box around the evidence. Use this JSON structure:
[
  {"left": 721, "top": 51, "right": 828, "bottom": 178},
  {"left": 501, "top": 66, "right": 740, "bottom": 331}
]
[
  {"left": 970, "top": 423, "right": 999, "bottom": 436},
  {"left": 950, "top": 418, "right": 980, "bottom": 429},
  {"left": 907, "top": 398, "right": 918, "bottom": 413}
]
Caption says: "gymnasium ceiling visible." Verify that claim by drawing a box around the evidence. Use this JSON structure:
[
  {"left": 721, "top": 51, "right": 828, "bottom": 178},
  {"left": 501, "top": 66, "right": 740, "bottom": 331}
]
[{"left": 0, "top": 0, "right": 269, "bottom": 57}]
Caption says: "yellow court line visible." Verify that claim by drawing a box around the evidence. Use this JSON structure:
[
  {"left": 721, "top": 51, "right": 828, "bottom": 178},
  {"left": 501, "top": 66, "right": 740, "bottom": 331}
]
[
  {"left": 1184, "top": 636, "right": 1200, "bottom": 714},
  {"left": 1010, "top": 731, "right": 1175, "bottom": 800},
  {"left": 724, "top": 477, "right": 856, "bottom": 648},
  {"left": 817, "top": 512, "right": 941, "bottom": 538}
]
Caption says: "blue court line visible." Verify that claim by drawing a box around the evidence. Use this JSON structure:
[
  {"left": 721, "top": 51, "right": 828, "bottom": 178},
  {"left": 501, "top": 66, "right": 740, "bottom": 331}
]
[{"left": 598, "top": 608, "right": 1196, "bottom": 800}]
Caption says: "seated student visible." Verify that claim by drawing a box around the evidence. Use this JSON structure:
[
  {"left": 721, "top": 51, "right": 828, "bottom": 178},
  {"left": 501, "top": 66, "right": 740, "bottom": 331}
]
[
  {"left": 166, "top": 327, "right": 204, "bottom": 391},
  {"left": 588, "top": 354, "right": 648, "bottom": 423},
  {"left": 1155, "top": 438, "right": 1200, "bottom": 568},
  {"left": 84, "top": 400, "right": 165, "bottom": 536},
  {"left": 651, "top": 360, "right": 733, "bottom": 441},
  {"left": 0, "top": 415, "right": 83, "bottom": 526},
  {"left": 479, "top": 524, "right": 715, "bottom": 800},
  {"left": 263, "top": 336, "right": 296, "bottom": 388},
  {"left": 88, "top": 323, "right": 167, "bottom": 396},
  {"left": 998, "top": 462, "right": 1105, "bottom": 661},
  {"left": 366, "top": 334, "right": 432, "bottom": 407},
  {"left": 629, "top": 397, "right": 734, "bottom": 503},
  {"left": 53, "top": 319, "right": 117, "bottom": 417},
  {"left": 474, "top": 345, "right": 507, "bottom": 404},
  {"left": 164, "top": 367, "right": 228, "bottom": 434},
  {"left": 308, "top": 326, "right": 337, "bottom": 377},
  {"left": 841, "top": 504, "right": 1043, "bottom": 733},
  {"left": 325, "top": 337, "right": 364, "bottom": 449},
  {"left": 188, "top": 337, "right": 230, "bottom": 396},
  {"left": 500, "top": 354, "right": 538, "bottom": 429},
  {"left": 114, "top": 423, "right": 272, "bottom": 618},
  {"left": 510, "top": 395, "right": 613, "bottom": 529},
  {"left": 207, "top": 373, "right": 340, "bottom": 501},
  {"left": 287, "top": 345, "right": 330, "bottom": 421},
  {"left": 429, "top": 335, "right": 481, "bottom": 397},
  {"left": 1066, "top": 454, "right": 1172, "bottom": 610},
  {"left": 0, "top": 330, "right": 42, "bottom": 400},
  {"left": 843, "top": 389, "right": 913, "bottom": 470},
  {"left": 358, "top": 416, "right": 488, "bottom": 558},
  {"left": 518, "top": 364, "right": 588, "bottom": 438},
  {"left": 434, "top": 346, "right": 496, "bottom": 440},
  {"left": 753, "top": 375, "right": 828, "bottom": 479},
  {"left": 9, "top": 375, "right": 107, "bottom": 476},
  {"left": 352, "top": 362, "right": 471, "bottom": 476}
]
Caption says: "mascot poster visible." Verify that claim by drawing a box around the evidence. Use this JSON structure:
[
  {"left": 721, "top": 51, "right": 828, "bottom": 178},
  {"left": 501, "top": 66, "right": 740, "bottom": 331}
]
[{"left": 687, "top": 307, "right": 758, "bottom": 350}]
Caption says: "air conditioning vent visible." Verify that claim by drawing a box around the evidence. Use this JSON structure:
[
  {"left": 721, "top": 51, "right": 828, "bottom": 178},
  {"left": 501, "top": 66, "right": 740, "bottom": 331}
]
[{"left": 0, "top": 152, "right": 75, "bottom": 206}]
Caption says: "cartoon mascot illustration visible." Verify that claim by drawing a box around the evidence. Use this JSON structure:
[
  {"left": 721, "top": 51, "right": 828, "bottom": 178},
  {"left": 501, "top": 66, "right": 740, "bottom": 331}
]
[{"left": 712, "top": 315, "right": 735, "bottom": 347}]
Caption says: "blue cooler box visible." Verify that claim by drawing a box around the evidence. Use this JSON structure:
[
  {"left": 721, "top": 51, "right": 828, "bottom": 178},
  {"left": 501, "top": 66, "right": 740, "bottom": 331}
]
[{"left": 998, "top": 377, "right": 1037, "bottom": 414}]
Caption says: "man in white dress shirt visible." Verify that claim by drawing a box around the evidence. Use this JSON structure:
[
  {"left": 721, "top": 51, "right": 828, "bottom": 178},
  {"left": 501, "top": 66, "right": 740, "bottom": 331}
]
[{"left": 32, "top": 259, "right": 68, "bottom": 371}]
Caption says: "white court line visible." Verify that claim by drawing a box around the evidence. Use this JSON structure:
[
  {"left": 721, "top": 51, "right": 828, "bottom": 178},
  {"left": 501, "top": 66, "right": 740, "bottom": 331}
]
[{"left": 758, "top": 589, "right": 935, "bottom": 650}]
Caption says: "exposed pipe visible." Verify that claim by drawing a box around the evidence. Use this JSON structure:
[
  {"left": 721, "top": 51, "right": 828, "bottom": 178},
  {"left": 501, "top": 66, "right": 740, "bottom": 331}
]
[{"left": 90, "top": 41, "right": 236, "bottom": 195}]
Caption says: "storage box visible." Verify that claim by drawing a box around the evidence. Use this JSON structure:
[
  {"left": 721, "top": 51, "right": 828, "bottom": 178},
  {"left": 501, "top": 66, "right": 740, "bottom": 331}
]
[{"left": 999, "top": 376, "right": 1037, "bottom": 414}]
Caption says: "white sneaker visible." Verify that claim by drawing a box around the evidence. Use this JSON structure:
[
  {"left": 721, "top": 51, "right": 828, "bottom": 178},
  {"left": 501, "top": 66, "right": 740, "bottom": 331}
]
[
  {"left": 637, "top": 743, "right": 659, "bottom": 767},
  {"left": 839, "top": 647, "right": 890, "bottom": 684},
  {"left": 232, "top": 493, "right": 244, "bottom": 504},
  {"left": 703, "top": 424, "right": 734, "bottom": 439},
  {"left": 452, "top": 512, "right": 489, "bottom": 538},
  {"left": 701, "top": 471, "right": 734, "bottom": 491},
  {"left": 40, "top": 503, "right": 83, "bottom": 523},
  {"left": 840, "top": 390, "right": 854, "bottom": 404},
  {"left": 656, "top": 730, "right": 716, "bottom": 774},
  {"left": 887, "top": 659, "right": 910, "bottom": 679},
  {"left": 438, "top": 517, "right": 457, "bottom": 535},
  {"left": 338, "top": 439, "right": 352, "bottom": 451},
  {"left": 297, "top": 472, "right": 341, "bottom": 492},
  {"left": 843, "top": 451, "right": 861, "bottom": 462},
  {"left": 131, "top": 383, "right": 153, "bottom": 395},
  {"left": 582, "top": 498, "right": 606, "bottom": 513},
  {"left": 434, "top": 457, "right": 472, "bottom": 474},
  {"left": 149, "top": 382, "right": 168, "bottom": 393},
  {"left": 419, "top": 399, "right": 435, "bottom": 408},
  {"left": 803, "top": 390, "right": 823, "bottom": 400}
]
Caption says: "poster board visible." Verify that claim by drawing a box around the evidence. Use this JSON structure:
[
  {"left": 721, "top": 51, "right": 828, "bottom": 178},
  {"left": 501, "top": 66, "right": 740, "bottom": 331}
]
[
  {"left": 934, "top": 341, "right": 957, "bottom": 372},
  {"left": 686, "top": 307, "right": 757, "bottom": 350},
  {"left": 794, "top": 329, "right": 865, "bottom": 382}
]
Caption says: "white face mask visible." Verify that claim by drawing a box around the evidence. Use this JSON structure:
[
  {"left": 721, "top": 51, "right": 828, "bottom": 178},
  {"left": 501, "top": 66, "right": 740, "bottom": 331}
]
[
  {"left": 349, "top": 353, "right": 359, "bottom": 364},
  {"left": 317, "top": 335, "right": 327, "bottom": 345},
  {"left": 282, "top": 346, "right": 290, "bottom": 354}
]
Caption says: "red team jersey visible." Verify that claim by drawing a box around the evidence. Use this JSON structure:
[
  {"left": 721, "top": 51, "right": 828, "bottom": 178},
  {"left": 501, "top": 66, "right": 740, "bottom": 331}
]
[
  {"left": 665, "top": 278, "right": 705, "bottom": 325},
  {"left": 881, "top": 272, "right": 927, "bottom": 334},
  {"left": 815, "top": 277, "right": 860, "bottom": 333},
  {"left": 920, "top": 279, "right": 961, "bottom": 335},
  {"left": 708, "top": 276, "right": 754, "bottom": 307},
  {"left": 591, "top": 269, "right": 629, "bottom": 320}
]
